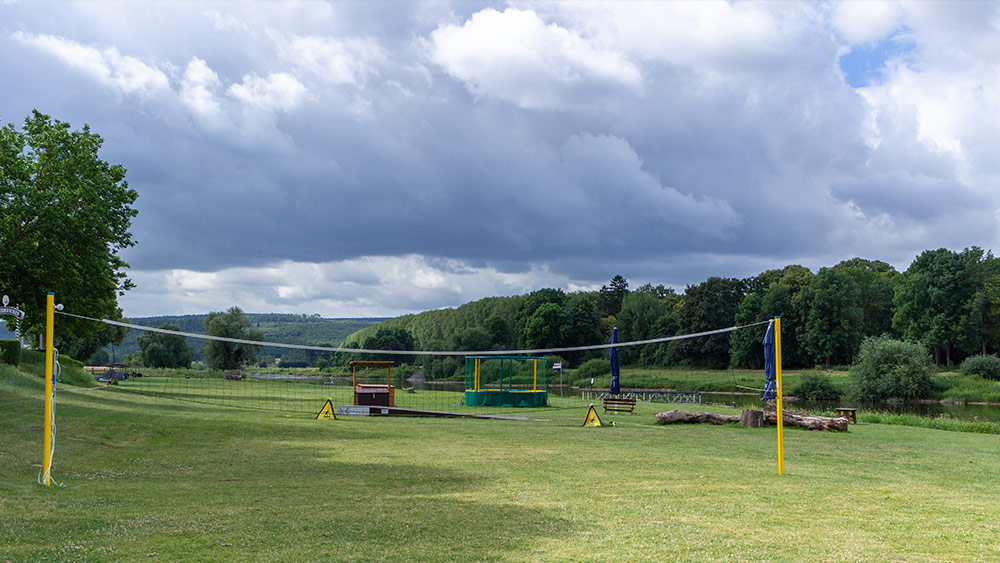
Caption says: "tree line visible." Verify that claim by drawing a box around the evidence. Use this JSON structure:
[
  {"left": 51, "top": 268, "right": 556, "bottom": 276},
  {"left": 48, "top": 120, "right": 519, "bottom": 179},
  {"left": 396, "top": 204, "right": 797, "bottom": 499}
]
[{"left": 345, "top": 250, "right": 1000, "bottom": 378}]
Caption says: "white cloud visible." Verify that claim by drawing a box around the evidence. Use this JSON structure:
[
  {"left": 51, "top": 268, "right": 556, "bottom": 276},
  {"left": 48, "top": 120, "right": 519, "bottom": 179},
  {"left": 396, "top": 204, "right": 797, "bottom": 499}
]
[
  {"left": 856, "top": 2, "right": 1000, "bottom": 182},
  {"left": 545, "top": 1, "right": 805, "bottom": 77},
  {"left": 123, "top": 256, "right": 573, "bottom": 317},
  {"left": 204, "top": 9, "right": 249, "bottom": 33},
  {"left": 832, "top": 1, "right": 904, "bottom": 46},
  {"left": 11, "top": 31, "right": 168, "bottom": 96},
  {"left": 280, "top": 34, "right": 386, "bottom": 86},
  {"left": 428, "top": 7, "right": 641, "bottom": 109},
  {"left": 179, "top": 57, "right": 223, "bottom": 120},
  {"left": 227, "top": 72, "right": 309, "bottom": 111}
]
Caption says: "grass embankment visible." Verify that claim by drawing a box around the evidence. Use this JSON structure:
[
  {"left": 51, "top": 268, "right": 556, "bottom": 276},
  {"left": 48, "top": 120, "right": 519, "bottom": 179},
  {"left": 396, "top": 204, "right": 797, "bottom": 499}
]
[
  {"left": 582, "top": 368, "right": 847, "bottom": 394},
  {"left": 588, "top": 367, "right": 1000, "bottom": 405},
  {"left": 4, "top": 363, "right": 1000, "bottom": 561}
]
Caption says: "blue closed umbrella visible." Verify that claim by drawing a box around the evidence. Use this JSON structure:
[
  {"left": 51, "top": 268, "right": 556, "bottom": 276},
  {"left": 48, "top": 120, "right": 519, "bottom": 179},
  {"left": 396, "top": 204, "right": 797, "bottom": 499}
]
[
  {"left": 761, "top": 320, "right": 776, "bottom": 401},
  {"left": 609, "top": 327, "right": 621, "bottom": 395}
]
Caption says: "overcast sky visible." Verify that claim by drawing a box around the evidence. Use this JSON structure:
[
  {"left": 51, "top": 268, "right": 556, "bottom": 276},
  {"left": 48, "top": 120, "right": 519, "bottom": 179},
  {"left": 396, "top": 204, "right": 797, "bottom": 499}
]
[{"left": 2, "top": 1, "right": 999, "bottom": 319}]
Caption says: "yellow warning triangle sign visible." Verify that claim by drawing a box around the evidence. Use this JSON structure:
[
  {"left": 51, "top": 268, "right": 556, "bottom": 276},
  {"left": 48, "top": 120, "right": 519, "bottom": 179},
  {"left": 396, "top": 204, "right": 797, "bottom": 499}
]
[
  {"left": 583, "top": 404, "right": 602, "bottom": 427},
  {"left": 317, "top": 399, "right": 337, "bottom": 420}
]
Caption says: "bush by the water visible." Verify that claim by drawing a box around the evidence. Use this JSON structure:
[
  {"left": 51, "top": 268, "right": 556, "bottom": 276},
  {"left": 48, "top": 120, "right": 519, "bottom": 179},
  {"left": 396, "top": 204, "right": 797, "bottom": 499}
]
[
  {"left": 848, "top": 336, "right": 934, "bottom": 402},
  {"left": 959, "top": 354, "right": 1000, "bottom": 380},
  {"left": 576, "top": 358, "right": 609, "bottom": 381},
  {"left": 791, "top": 372, "right": 841, "bottom": 401}
]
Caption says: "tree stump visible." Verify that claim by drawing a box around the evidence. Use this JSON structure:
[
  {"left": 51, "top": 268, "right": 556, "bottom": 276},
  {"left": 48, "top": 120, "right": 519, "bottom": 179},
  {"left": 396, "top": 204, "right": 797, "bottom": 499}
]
[{"left": 739, "top": 409, "right": 766, "bottom": 428}]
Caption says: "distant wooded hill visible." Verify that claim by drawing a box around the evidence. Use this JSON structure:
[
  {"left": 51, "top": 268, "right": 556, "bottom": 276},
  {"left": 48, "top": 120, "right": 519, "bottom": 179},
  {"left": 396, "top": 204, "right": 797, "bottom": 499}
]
[{"left": 103, "top": 314, "right": 386, "bottom": 364}]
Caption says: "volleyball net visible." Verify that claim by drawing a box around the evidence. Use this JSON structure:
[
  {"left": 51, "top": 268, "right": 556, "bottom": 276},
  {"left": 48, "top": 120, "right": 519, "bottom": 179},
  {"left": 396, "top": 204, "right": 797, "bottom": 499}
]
[{"left": 56, "top": 310, "right": 772, "bottom": 417}]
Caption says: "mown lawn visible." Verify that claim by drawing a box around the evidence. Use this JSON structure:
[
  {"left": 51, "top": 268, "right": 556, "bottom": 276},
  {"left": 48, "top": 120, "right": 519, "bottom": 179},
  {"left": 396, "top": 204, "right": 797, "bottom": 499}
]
[{"left": 3, "top": 364, "right": 1000, "bottom": 561}]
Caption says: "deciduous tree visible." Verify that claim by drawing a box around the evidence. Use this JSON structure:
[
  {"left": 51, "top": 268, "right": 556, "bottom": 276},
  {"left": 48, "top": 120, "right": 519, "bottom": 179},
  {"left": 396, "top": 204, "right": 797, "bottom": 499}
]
[
  {"left": 201, "top": 307, "right": 264, "bottom": 370},
  {"left": 0, "top": 111, "right": 138, "bottom": 354},
  {"left": 137, "top": 324, "right": 193, "bottom": 368}
]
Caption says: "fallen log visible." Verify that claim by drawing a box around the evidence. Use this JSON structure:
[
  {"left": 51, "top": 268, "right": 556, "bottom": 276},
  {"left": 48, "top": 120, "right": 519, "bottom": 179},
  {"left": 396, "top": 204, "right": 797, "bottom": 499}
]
[
  {"left": 654, "top": 410, "right": 739, "bottom": 425},
  {"left": 763, "top": 410, "right": 848, "bottom": 432},
  {"left": 655, "top": 409, "right": 848, "bottom": 432}
]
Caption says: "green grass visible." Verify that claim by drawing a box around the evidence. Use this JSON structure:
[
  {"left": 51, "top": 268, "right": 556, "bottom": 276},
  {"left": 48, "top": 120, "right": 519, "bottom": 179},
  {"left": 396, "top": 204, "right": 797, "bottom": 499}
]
[
  {"left": 933, "top": 372, "right": 1000, "bottom": 403},
  {"left": 576, "top": 367, "right": 852, "bottom": 395},
  {"left": 5, "top": 364, "right": 1000, "bottom": 561},
  {"left": 859, "top": 411, "right": 1000, "bottom": 434}
]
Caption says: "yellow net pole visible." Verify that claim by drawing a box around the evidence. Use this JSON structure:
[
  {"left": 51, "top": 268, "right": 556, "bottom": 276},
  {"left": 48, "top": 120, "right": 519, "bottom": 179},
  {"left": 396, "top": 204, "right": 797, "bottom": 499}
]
[
  {"left": 533, "top": 360, "right": 537, "bottom": 391},
  {"left": 42, "top": 292, "right": 54, "bottom": 486},
  {"left": 775, "top": 316, "right": 785, "bottom": 475}
]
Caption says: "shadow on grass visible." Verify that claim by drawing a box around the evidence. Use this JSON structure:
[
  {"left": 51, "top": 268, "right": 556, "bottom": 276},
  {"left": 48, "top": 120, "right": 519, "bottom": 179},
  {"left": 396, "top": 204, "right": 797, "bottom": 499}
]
[{"left": 2, "top": 384, "right": 582, "bottom": 561}]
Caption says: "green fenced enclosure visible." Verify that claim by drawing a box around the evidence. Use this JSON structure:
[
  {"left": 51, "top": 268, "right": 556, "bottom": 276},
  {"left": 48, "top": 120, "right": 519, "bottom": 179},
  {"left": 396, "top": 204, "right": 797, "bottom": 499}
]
[{"left": 464, "top": 356, "right": 548, "bottom": 408}]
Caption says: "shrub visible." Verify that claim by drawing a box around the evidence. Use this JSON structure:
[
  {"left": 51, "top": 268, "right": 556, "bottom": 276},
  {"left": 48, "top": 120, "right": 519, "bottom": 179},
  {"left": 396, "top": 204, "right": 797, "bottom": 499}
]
[
  {"left": 576, "top": 358, "right": 609, "bottom": 381},
  {"left": 848, "top": 336, "right": 934, "bottom": 402},
  {"left": 791, "top": 372, "right": 842, "bottom": 401},
  {"left": 959, "top": 354, "right": 1000, "bottom": 381},
  {"left": 0, "top": 341, "right": 20, "bottom": 365}
]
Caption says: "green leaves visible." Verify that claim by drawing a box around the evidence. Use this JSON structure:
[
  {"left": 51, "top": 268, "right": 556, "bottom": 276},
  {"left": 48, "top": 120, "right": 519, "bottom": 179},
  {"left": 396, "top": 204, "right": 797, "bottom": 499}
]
[
  {"left": 201, "top": 307, "right": 264, "bottom": 370},
  {"left": 0, "top": 111, "right": 138, "bottom": 354}
]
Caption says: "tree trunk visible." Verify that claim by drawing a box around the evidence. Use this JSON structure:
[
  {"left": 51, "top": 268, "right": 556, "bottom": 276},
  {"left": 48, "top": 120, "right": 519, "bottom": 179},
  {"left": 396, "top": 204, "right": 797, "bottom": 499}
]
[
  {"left": 946, "top": 343, "right": 952, "bottom": 367},
  {"left": 934, "top": 346, "right": 941, "bottom": 366},
  {"left": 739, "top": 409, "right": 766, "bottom": 428},
  {"left": 655, "top": 409, "right": 848, "bottom": 432}
]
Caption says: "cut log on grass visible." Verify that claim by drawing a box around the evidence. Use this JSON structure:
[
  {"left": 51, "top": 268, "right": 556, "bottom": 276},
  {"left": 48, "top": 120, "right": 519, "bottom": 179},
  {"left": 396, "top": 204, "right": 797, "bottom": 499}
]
[
  {"left": 763, "top": 410, "right": 848, "bottom": 432},
  {"left": 655, "top": 409, "right": 848, "bottom": 431},
  {"left": 654, "top": 410, "right": 739, "bottom": 425}
]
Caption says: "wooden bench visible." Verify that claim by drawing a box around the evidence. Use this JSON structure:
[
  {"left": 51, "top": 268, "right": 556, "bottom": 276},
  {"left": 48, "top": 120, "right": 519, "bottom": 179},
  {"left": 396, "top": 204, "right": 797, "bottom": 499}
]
[
  {"left": 834, "top": 407, "right": 858, "bottom": 424},
  {"left": 603, "top": 396, "right": 636, "bottom": 414}
]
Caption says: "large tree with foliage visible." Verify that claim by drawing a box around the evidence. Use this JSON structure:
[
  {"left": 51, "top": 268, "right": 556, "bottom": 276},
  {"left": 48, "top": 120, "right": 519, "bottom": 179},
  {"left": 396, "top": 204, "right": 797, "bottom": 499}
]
[
  {"left": 833, "top": 258, "right": 898, "bottom": 340},
  {"left": 0, "top": 111, "right": 138, "bottom": 356},
  {"left": 522, "top": 302, "right": 565, "bottom": 350},
  {"left": 800, "top": 267, "right": 863, "bottom": 368},
  {"left": 617, "top": 285, "right": 680, "bottom": 366},
  {"left": 964, "top": 252, "right": 1000, "bottom": 355},
  {"left": 137, "top": 324, "right": 193, "bottom": 368},
  {"left": 893, "top": 248, "right": 981, "bottom": 366},
  {"left": 598, "top": 275, "right": 629, "bottom": 318},
  {"left": 672, "top": 277, "right": 745, "bottom": 368},
  {"left": 559, "top": 293, "right": 604, "bottom": 365},
  {"left": 201, "top": 307, "right": 264, "bottom": 370},
  {"left": 362, "top": 326, "right": 415, "bottom": 364},
  {"left": 729, "top": 265, "right": 814, "bottom": 369}
]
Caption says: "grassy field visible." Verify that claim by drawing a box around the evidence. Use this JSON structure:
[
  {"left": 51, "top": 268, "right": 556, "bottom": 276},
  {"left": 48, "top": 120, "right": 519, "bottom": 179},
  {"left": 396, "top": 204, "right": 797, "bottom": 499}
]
[{"left": 4, "top": 363, "right": 1000, "bottom": 561}]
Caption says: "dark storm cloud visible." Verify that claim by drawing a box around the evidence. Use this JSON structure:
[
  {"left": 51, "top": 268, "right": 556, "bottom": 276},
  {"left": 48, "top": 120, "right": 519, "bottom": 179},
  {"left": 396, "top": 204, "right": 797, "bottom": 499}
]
[{"left": 2, "top": 1, "right": 999, "bottom": 317}]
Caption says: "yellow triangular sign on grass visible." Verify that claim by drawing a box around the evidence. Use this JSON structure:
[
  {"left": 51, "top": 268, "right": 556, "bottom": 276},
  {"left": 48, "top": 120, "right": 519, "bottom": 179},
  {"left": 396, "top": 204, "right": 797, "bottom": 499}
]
[
  {"left": 317, "top": 399, "right": 337, "bottom": 420},
  {"left": 583, "top": 404, "right": 602, "bottom": 427}
]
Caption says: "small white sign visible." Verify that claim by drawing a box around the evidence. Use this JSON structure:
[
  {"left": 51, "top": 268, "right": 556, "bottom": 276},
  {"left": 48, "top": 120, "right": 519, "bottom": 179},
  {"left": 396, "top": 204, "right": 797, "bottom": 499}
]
[{"left": 553, "top": 363, "right": 562, "bottom": 370}]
